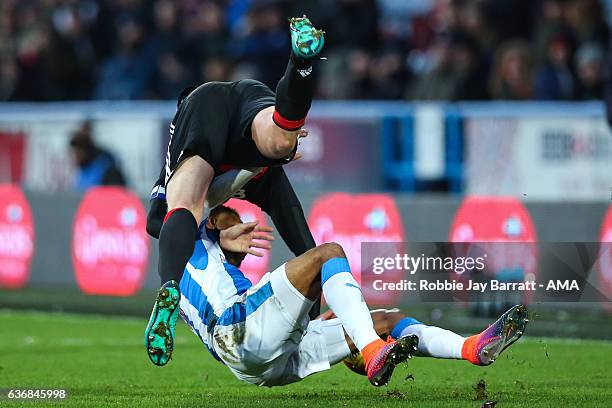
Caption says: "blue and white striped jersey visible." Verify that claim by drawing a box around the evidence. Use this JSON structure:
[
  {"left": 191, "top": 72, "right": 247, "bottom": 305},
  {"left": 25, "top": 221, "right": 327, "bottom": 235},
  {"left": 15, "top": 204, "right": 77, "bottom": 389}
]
[{"left": 178, "top": 222, "right": 273, "bottom": 361}]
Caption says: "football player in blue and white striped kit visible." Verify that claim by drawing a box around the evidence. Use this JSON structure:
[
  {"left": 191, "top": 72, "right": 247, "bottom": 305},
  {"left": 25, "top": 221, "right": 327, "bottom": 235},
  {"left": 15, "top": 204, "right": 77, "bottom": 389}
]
[
  {"left": 171, "top": 204, "right": 528, "bottom": 387},
  {"left": 171, "top": 205, "right": 419, "bottom": 387}
]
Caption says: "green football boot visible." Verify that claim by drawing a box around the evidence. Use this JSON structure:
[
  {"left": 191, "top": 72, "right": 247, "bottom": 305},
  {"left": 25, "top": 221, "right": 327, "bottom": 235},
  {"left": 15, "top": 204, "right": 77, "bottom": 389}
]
[
  {"left": 144, "top": 280, "right": 181, "bottom": 366},
  {"left": 289, "top": 15, "right": 325, "bottom": 60}
]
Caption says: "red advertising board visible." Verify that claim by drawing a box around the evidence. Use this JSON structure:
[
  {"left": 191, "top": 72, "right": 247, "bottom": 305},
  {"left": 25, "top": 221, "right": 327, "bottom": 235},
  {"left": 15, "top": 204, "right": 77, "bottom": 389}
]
[
  {"left": 450, "top": 196, "right": 537, "bottom": 243},
  {"left": 224, "top": 199, "right": 271, "bottom": 285},
  {"left": 449, "top": 196, "right": 537, "bottom": 302},
  {"left": 0, "top": 185, "right": 34, "bottom": 288},
  {"left": 308, "top": 193, "right": 405, "bottom": 304},
  {"left": 72, "top": 187, "right": 149, "bottom": 296},
  {"left": 598, "top": 206, "right": 612, "bottom": 307}
]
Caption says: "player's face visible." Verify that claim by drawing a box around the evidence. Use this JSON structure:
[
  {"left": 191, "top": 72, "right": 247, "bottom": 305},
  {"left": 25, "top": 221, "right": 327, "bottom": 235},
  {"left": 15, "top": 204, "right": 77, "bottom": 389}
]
[
  {"left": 208, "top": 210, "right": 246, "bottom": 267},
  {"left": 211, "top": 212, "right": 241, "bottom": 230}
]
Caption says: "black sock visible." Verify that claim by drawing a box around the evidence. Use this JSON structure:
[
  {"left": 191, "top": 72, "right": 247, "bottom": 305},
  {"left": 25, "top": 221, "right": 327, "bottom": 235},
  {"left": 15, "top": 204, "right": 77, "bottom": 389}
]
[
  {"left": 273, "top": 52, "right": 314, "bottom": 131},
  {"left": 158, "top": 208, "right": 197, "bottom": 285}
]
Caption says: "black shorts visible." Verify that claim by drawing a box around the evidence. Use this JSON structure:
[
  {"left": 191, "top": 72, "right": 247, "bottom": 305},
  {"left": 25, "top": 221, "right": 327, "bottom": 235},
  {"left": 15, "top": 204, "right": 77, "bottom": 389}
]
[{"left": 161, "top": 79, "right": 294, "bottom": 187}]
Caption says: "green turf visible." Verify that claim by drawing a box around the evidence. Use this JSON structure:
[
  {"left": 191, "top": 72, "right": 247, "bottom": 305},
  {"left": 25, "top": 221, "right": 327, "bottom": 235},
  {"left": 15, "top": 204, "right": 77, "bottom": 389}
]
[{"left": 1, "top": 310, "right": 611, "bottom": 407}]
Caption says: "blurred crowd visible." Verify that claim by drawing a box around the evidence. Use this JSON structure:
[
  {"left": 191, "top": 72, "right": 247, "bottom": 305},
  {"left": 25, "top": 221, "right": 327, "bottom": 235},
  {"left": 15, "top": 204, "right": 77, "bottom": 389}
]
[{"left": 0, "top": 0, "right": 610, "bottom": 102}]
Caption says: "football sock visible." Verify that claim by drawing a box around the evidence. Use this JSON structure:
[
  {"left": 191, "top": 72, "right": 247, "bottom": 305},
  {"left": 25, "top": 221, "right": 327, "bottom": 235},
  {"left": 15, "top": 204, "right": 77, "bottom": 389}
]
[
  {"left": 361, "top": 338, "right": 388, "bottom": 369},
  {"left": 461, "top": 334, "right": 484, "bottom": 365},
  {"left": 158, "top": 208, "right": 198, "bottom": 284},
  {"left": 392, "top": 317, "right": 465, "bottom": 359},
  {"left": 321, "top": 258, "right": 381, "bottom": 352},
  {"left": 273, "top": 52, "right": 313, "bottom": 131}
]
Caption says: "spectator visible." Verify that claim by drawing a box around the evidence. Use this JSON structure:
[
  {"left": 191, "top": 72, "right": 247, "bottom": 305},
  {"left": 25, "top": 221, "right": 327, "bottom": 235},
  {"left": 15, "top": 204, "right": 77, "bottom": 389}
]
[
  {"left": 533, "top": 0, "right": 568, "bottom": 62},
  {"left": 0, "top": 0, "right": 609, "bottom": 102},
  {"left": 606, "top": 43, "right": 612, "bottom": 127},
  {"left": 46, "top": 2, "right": 96, "bottom": 100},
  {"left": 181, "top": 1, "right": 229, "bottom": 77},
  {"left": 564, "top": 0, "right": 609, "bottom": 47},
  {"left": 150, "top": 51, "right": 192, "bottom": 99},
  {"left": 231, "top": 1, "right": 289, "bottom": 89},
  {"left": 367, "top": 51, "right": 408, "bottom": 99},
  {"left": 202, "top": 56, "right": 233, "bottom": 82},
  {"left": 450, "top": 32, "right": 490, "bottom": 100},
  {"left": 10, "top": 4, "right": 53, "bottom": 101},
  {"left": 574, "top": 42, "right": 605, "bottom": 100},
  {"left": 407, "top": 36, "right": 460, "bottom": 100},
  {"left": 489, "top": 40, "right": 535, "bottom": 100},
  {"left": 345, "top": 50, "right": 375, "bottom": 99},
  {"left": 94, "top": 15, "right": 156, "bottom": 99},
  {"left": 69, "top": 122, "right": 126, "bottom": 191},
  {"left": 0, "top": 55, "right": 18, "bottom": 100},
  {"left": 534, "top": 34, "right": 575, "bottom": 100},
  {"left": 377, "top": 0, "right": 431, "bottom": 44},
  {"left": 150, "top": 0, "right": 181, "bottom": 55}
]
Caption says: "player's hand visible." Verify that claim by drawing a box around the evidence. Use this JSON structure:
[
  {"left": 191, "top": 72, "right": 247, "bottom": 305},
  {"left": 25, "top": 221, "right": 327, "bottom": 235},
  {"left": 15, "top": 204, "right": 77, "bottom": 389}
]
[
  {"left": 219, "top": 222, "right": 274, "bottom": 257},
  {"left": 317, "top": 310, "right": 336, "bottom": 320},
  {"left": 292, "top": 128, "right": 309, "bottom": 162}
]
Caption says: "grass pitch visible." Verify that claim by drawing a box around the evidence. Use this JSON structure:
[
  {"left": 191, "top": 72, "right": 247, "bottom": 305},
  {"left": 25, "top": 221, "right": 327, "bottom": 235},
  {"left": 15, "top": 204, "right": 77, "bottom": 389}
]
[{"left": 1, "top": 310, "right": 611, "bottom": 408}]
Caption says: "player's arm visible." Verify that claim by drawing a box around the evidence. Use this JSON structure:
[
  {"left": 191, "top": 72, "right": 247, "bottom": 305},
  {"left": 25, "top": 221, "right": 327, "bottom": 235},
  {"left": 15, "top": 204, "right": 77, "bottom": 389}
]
[
  {"left": 250, "top": 130, "right": 315, "bottom": 256},
  {"left": 245, "top": 166, "right": 316, "bottom": 256},
  {"left": 267, "top": 170, "right": 316, "bottom": 256},
  {"left": 205, "top": 167, "right": 263, "bottom": 209},
  {"left": 146, "top": 167, "right": 262, "bottom": 239},
  {"left": 243, "top": 166, "right": 320, "bottom": 319}
]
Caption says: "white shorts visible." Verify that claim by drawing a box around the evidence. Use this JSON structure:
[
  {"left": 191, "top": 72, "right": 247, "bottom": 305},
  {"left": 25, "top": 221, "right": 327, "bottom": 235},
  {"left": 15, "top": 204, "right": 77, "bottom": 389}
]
[{"left": 210, "top": 263, "right": 350, "bottom": 387}]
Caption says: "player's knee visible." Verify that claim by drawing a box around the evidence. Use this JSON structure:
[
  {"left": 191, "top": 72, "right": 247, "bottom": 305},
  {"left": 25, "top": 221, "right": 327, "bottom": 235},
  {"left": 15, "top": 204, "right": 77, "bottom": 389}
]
[
  {"left": 316, "top": 242, "right": 346, "bottom": 263},
  {"left": 271, "top": 135, "right": 295, "bottom": 157},
  {"left": 167, "top": 204, "right": 201, "bottom": 224}
]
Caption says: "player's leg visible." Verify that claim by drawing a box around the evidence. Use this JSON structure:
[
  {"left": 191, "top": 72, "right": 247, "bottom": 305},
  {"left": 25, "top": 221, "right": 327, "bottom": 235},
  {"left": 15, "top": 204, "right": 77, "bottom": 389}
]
[
  {"left": 261, "top": 310, "right": 402, "bottom": 385},
  {"left": 343, "top": 306, "right": 529, "bottom": 376},
  {"left": 282, "top": 243, "right": 418, "bottom": 386},
  {"left": 145, "top": 155, "right": 214, "bottom": 366},
  {"left": 342, "top": 310, "right": 463, "bottom": 368},
  {"left": 160, "top": 155, "right": 213, "bottom": 281},
  {"left": 284, "top": 310, "right": 412, "bottom": 381},
  {"left": 387, "top": 314, "right": 465, "bottom": 360},
  {"left": 251, "top": 16, "right": 324, "bottom": 159},
  {"left": 282, "top": 243, "right": 379, "bottom": 349},
  {"left": 146, "top": 82, "right": 231, "bottom": 366},
  {"left": 388, "top": 305, "right": 529, "bottom": 365},
  {"left": 316, "top": 310, "right": 396, "bottom": 378}
]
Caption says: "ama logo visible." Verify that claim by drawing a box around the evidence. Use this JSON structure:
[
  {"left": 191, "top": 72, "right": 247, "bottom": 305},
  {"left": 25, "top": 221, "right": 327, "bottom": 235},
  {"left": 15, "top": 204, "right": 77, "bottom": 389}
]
[
  {"left": 0, "top": 185, "right": 34, "bottom": 289},
  {"left": 223, "top": 199, "right": 270, "bottom": 285},
  {"left": 308, "top": 193, "right": 405, "bottom": 304},
  {"left": 72, "top": 187, "right": 149, "bottom": 296}
]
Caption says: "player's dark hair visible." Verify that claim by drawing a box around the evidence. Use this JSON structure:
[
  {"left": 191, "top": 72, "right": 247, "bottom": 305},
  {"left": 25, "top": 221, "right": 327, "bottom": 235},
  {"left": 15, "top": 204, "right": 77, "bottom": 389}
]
[{"left": 209, "top": 205, "right": 240, "bottom": 221}]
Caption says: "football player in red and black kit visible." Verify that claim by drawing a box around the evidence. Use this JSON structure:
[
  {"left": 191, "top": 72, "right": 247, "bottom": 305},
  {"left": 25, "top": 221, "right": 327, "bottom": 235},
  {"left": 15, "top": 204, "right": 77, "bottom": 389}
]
[{"left": 144, "top": 16, "right": 324, "bottom": 366}]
